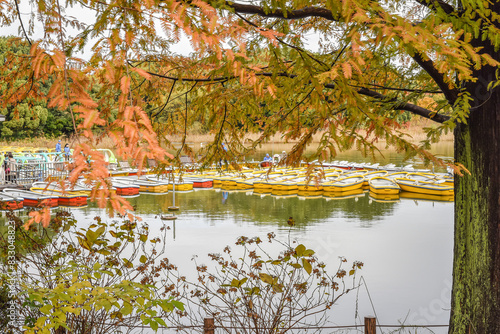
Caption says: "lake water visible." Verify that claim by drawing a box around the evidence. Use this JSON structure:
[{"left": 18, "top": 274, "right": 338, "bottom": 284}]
[
  {"left": 3, "top": 141, "right": 454, "bottom": 333},
  {"left": 72, "top": 187, "right": 453, "bottom": 333}
]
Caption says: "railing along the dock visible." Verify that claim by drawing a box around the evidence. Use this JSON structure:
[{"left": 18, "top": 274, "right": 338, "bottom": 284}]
[{"left": 3, "top": 160, "right": 70, "bottom": 185}]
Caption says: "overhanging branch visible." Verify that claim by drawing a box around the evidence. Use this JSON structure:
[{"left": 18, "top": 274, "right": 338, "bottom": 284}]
[
  {"left": 225, "top": 2, "right": 338, "bottom": 21},
  {"left": 412, "top": 0, "right": 456, "bottom": 15},
  {"left": 353, "top": 86, "right": 450, "bottom": 123},
  {"left": 142, "top": 67, "right": 449, "bottom": 124},
  {"left": 410, "top": 51, "right": 459, "bottom": 105},
  {"left": 224, "top": 1, "right": 458, "bottom": 109}
]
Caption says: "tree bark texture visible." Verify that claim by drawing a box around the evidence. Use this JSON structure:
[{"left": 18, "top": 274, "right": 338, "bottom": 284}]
[{"left": 450, "top": 65, "right": 500, "bottom": 333}]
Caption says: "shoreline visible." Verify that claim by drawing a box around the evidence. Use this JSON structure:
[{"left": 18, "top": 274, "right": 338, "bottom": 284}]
[{"left": 0, "top": 120, "right": 453, "bottom": 151}]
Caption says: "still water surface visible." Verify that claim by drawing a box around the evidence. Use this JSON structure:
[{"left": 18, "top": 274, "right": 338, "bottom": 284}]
[
  {"left": 73, "top": 187, "right": 453, "bottom": 333},
  {"left": 210, "top": 141, "right": 454, "bottom": 172}
]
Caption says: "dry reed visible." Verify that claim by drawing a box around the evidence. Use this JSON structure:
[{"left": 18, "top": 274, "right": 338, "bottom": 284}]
[{"left": 0, "top": 119, "right": 452, "bottom": 151}]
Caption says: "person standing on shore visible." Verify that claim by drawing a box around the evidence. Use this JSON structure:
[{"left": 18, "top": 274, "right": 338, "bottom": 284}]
[
  {"left": 55, "top": 140, "right": 62, "bottom": 154},
  {"left": 6, "top": 152, "right": 16, "bottom": 183},
  {"left": 64, "top": 143, "right": 71, "bottom": 161}
]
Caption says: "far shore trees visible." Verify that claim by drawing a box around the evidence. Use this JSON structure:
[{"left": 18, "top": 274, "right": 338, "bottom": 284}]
[
  {"left": 0, "top": 37, "right": 74, "bottom": 139},
  {"left": 0, "top": 0, "right": 499, "bottom": 333}
]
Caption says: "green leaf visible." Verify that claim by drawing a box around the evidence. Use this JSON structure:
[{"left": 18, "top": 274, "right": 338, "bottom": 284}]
[
  {"left": 303, "top": 249, "right": 315, "bottom": 256},
  {"left": 101, "top": 300, "right": 112, "bottom": 311},
  {"left": 302, "top": 258, "right": 312, "bottom": 274},
  {"left": 156, "top": 318, "right": 167, "bottom": 327},
  {"left": 160, "top": 302, "right": 174, "bottom": 312},
  {"left": 59, "top": 294, "right": 72, "bottom": 302},
  {"left": 139, "top": 234, "right": 148, "bottom": 242},
  {"left": 250, "top": 287, "right": 260, "bottom": 296},
  {"left": 140, "top": 255, "right": 147, "bottom": 264},
  {"left": 96, "top": 225, "right": 106, "bottom": 236},
  {"left": 86, "top": 230, "right": 98, "bottom": 246},
  {"left": 172, "top": 300, "right": 184, "bottom": 311},
  {"left": 76, "top": 236, "right": 90, "bottom": 250},
  {"left": 36, "top": 316, "right": 48, "bottom": 327},
  {"left": 231, "top": 277, "right": 247, "bottom": 287},
  {"left": 98, "top": 249, "right": 112, "bottom": 256},
  {"left": 122, "top": 258, "right": 133, "bottom": 268},
  {"left": 273, "top": 284, "right": 284, "bottom": 293},
  {"left": 61, "top": 306, "right": 76, "bottom": 314},
  {"left": 239, "top": 277, "right": 248, "bottom": 287},
  {"left": 349, "top": 269, "right": 355, "bottom": 276},
  {"left": 259, "top": 273, "right": 274, "bottom": 284},
  {"left": 122, "top": 302, "right": 133, "bottom": 315},
  {"left": 39, "top": 304, "right": 52, "bottom": 314},
  {"left": 295, "top": 244, "right": 306, "bottom": 257}
]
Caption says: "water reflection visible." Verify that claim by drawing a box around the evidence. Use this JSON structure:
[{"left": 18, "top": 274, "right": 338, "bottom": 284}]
[
  {"left": 75, "top": 189, "right": 453, "bottom": 332},
  {"left": 96, "top": 190, "right": 400, "bottom": 229},
  {"left": 221, "top": 191, "right": 229, "bottom": 204},
  {"left": 2, "top": 187, "right": 453, "bottom": 333}
]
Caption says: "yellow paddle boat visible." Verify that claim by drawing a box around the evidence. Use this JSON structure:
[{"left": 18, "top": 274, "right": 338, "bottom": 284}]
[
  {"left": 323, "top": 176, "right": 365, "bottom": 192},
  {"left": 368, "top": 177, "right": 400, "bottom": 195},
  {"left": 395, "top": 178, "right": 454, "bottom": 196},
  {"left": 363, "top": 171, "right": 389, "bottom": 186}
]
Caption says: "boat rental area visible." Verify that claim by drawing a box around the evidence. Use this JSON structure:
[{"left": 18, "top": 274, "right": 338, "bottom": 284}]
[{"left": 0, "top": 146, "right": 454, "bottom": 210}]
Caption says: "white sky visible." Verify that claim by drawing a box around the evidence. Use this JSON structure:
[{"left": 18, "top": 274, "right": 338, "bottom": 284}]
[
  {"left": 2, "top": 2, "right": 323, "bottom": 60},
  {"left": 1, "top": 3, "right": 196, "bottom": 59}
]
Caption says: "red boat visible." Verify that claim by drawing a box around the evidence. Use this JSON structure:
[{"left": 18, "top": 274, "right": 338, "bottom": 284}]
[
  {"left": 183, "top": 178, "right": 213, "bottom": 188},
  {"left": 30, "top": 182, "right": 89, "bottom": 207},
  {"left": 193, "top": 179, "right": 213, "bottom": 188},
  {"left": 3, "top": 189, "right": 59, "bottom": 208},
  {"left": 57, "top": 194, "right": 88, "bottom": 207},
  {"left": 111, "top": 179, "right": 140, "bottom": 196},
  {"left": 0, "top": 193, "right": 24, "bottom": 210}
]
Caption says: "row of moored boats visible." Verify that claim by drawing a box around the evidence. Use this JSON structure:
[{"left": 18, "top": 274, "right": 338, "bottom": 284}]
[
  {"left": 0, "top": 166, "right": 455, "bottom": 210},
  {"left": 196, "top": 167, "right": 454, "bottom": 198}
]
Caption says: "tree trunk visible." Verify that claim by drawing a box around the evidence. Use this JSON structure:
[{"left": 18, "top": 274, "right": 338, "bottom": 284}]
[{"left": 450, "top": 69, "right": 500, "bottom": 333}]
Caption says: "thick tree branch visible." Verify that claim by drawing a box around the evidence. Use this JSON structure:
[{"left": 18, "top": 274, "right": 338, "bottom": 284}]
[
  {"left": 224, "top": 1, "right": 458, "bottom": 108},
  {"left": 225, "top": 2, "right": 338, "bottom": 20},
  {"left": 353, "top": 83, "right": 442, "bottom": 94},
  {"left": 353, "top": 86, "right": 451, "bottom": 123},
  {"left": 410, "top": 51, "right": 459, "bottom": 105},
  {"left": 412, "top": 0, "right": 456, "bottom": 15}
]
